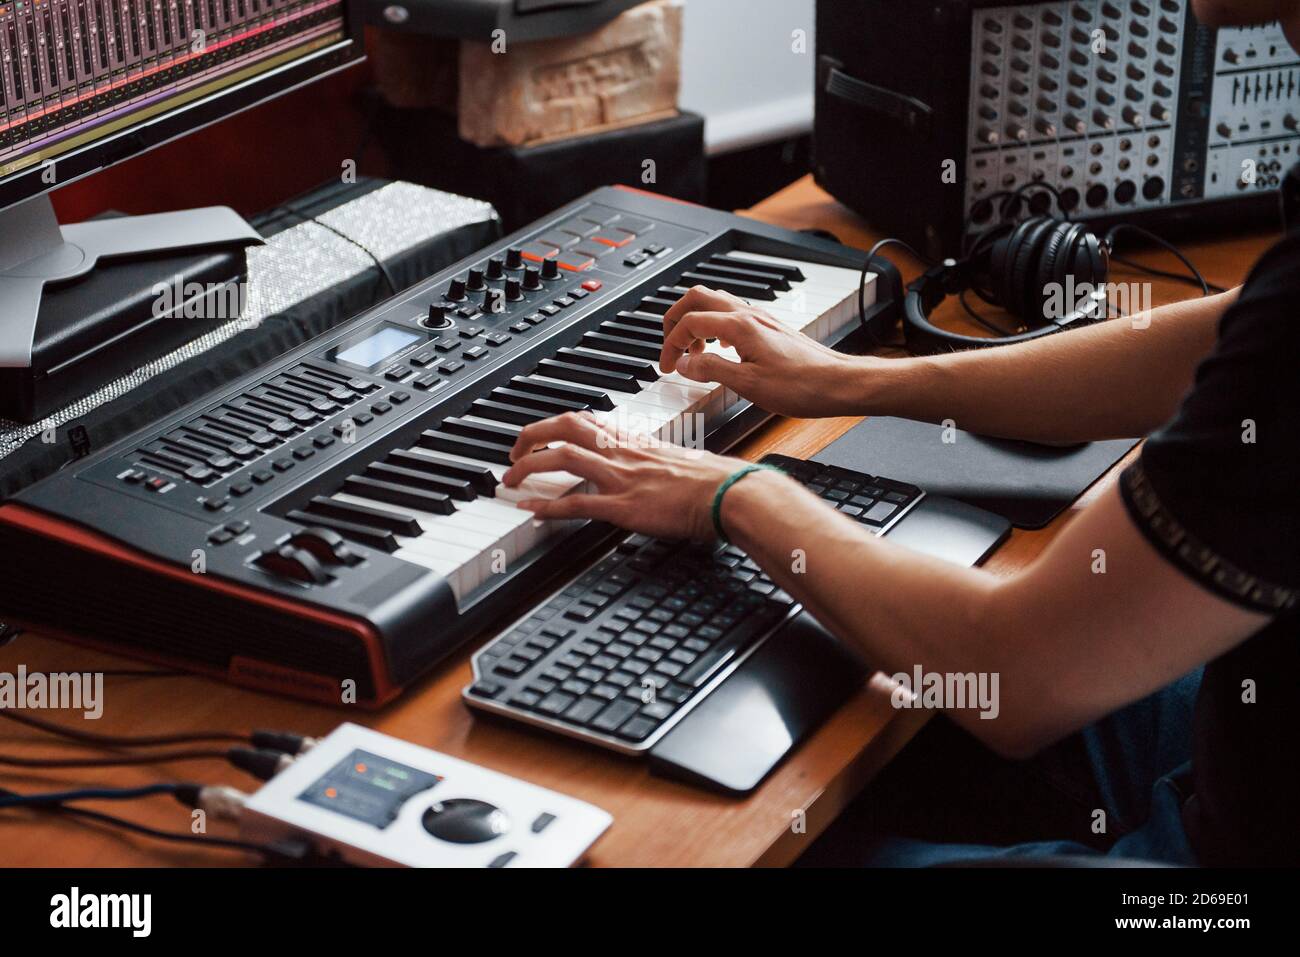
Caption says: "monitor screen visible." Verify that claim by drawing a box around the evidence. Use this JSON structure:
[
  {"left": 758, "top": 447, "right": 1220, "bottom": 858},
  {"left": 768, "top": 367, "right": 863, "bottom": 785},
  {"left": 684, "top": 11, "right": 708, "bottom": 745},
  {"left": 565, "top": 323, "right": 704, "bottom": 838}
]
[{"left": 0, "top": 0, "right": 361, "bottom": 205}]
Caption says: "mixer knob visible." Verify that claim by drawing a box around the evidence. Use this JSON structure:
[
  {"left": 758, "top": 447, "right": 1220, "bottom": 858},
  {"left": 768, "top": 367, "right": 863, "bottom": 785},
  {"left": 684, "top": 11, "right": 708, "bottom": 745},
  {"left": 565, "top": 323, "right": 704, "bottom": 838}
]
[
  {"left": 1039, "top": 75, "right": 1059, "bottom": 92},
  {"left": 1130, "top": 20, "right": 1149, "bottom": 38},
  {"left": 1152, "top": 80, "right": 1173, "bottom": 98},
  {"left": 1158, "top": 16, "right": 1177, "bottom": 33},
  {"left": 1011, "top": 57, "right": 1031, "bottom": 73},
  {"left": 1070, "top": 26, "right": 1089, "bottom": 45},
  {"left": 1122, "top": 105, "right": 1144, "bottom": 126},
  {"left": 1012, "top": 34, "right": 1031, "bottom": 52},
  {"left": 1131, "top": 0, "right": 1150, "bottom": 14},
  {"left": 1041, "top": 30, "right": 1061, "bottom": 48},
  {"left": 1125, "top": 84, "right": 1145, "bottom": 102},
  {"left": 1285, "top": 114, "right": 1299, "bottom": 131},
  {"left": 1151, "top": 102, "right": 1171, "bottom": 122},
  {"left": 1101, "top": 2, "right": 1120, "bottom": 18},
  {"left": 541, "top": 258, "right": 561, "bottom": 281},
  {"left": 1097, "top": 88, "right": 1116, "bottom": 106},
  {"left": 505, "top": 247, "right": 524, "bottom": 270},
  {"left": 1009, "top": 99, "right": 1029, "bottom": 116},
  {"left": 1068, "top": 70, "right": 1087, "bottom": 87},
  {"left": 484, "top": 287, "right": 506, "bottom": 313},
  {"left": 1035, "top": 117, "right": 1057, "bottom": 136},
  {"left": 1065, "top": 113, "right": 1087, "bottom": 134},
  {"left": 1037, "top": 95, "right": 1058, "bottom": 113},
  {"left": 1094, "top": 110, "right": 1115, "bottom": 129},
  {"left": 1007, "top": 122, "right": 1029, "bottom": 142},
  {"left": 977, "top": 126, "right": 1001, "bottom": 145},
  {"left": 1127, "top": 63, "right": 1146, "bottom": 81},
  {"left": 1013, "top": 13, "right": 1032, "bottom": 30},
  {"left": 505, "top": 278, "right": 524, "bottom": 302},
  {"left": 1223, "top": 48, "right": 1239, "bottom": 65},
  {"left": 466, "top": 267, "right": 486, "bottom": 291},
  {"left": 1097, "top": 66, "right": 1117, "bottom": 84},
  {"left": 1041, "top": 52, "right": 1060, "bottom": 69},
  {"left": 522, "top": 266, "right": 543, "bottom": 291},
  {"left": 1067, "top": 91, "right": 1086, "bottom": 109},
  {"left": 1156, "top": 37, "right": 1176, "bottom": 56},
  {"left": 1009, "top": 78, "right": 1029, "bottom": 96},
  {"left": 447, "top": 278, "right": 467, "bottom": 302},
  {"left": 1217, "top": 122, "right": 1233, "bottom": 138},
  {"left": 979, "top": 104, "right": 998, "bottom": 121},
  {"left": 486, "top": 257, "right": 505, "bottom": 280}
]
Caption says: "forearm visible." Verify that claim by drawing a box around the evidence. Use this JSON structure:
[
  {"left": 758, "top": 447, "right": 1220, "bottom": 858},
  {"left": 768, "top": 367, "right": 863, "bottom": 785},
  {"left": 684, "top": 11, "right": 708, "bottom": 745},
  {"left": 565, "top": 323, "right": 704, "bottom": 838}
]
[
  {"left": 720, "top": 470, "right": 1019, "bottom": 745},
  {"left": 845, "top": 290, "right": 1237, "bottom": 443}
]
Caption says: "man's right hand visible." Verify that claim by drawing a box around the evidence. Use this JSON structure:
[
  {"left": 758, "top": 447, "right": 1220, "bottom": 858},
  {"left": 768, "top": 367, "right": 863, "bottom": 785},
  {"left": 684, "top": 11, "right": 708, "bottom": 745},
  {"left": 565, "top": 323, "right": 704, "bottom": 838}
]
[{"left": 659, "top": 285, "right": 875, "bottom": 419}]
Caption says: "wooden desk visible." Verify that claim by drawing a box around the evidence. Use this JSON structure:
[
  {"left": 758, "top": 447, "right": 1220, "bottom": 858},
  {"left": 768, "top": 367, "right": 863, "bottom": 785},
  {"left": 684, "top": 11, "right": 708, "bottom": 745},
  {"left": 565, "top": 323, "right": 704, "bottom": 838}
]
[{"left": 0, "top": 175, "right": 1276, "bottom": 867}]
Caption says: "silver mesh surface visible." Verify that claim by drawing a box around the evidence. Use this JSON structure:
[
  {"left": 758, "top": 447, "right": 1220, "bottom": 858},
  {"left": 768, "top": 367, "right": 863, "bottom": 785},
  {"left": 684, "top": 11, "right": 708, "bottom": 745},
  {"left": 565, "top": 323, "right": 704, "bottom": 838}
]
[{"left": 0, "top": 182, "right": 497, "bottom": 461}]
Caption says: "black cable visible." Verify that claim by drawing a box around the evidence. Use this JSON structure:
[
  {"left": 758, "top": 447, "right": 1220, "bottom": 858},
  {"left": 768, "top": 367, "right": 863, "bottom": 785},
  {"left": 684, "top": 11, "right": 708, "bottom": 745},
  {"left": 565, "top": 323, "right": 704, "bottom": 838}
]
[
  {"left": 1108, "top": 253, "right": 1229, "bottom": 295},
  {"left": 0, "top": 783, "right": 188, "bottom": 810},
  {"left": 1103, "top": 223, "right": 1222, "bottom": 296},
  {"left": 0, "top": 746, "right": 290, "bottom": 779},
  {"left": 0, "top": 785, "right": 307, "bottom": 862},
  {"left": 273, "top": 200, "right": 399, "bottom": 297},
  {"left": 958, "top": 290, "right": 1019, "bottom": 336},
  {"left": 859, "top": 237, "right": 934, "bottom": 337},
  {"left": 0, "top": 708, "right": 244, "bottom": 747}
]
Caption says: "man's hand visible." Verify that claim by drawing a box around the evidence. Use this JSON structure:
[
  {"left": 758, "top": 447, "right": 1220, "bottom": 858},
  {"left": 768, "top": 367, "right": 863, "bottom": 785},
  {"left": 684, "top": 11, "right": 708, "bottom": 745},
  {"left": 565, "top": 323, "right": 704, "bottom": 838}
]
[
  {"left": 659, "top": 286, "right": 872, "bottom": 419},
  {"left": 502, "top": 411, "right": 767, "bottom": 541}
]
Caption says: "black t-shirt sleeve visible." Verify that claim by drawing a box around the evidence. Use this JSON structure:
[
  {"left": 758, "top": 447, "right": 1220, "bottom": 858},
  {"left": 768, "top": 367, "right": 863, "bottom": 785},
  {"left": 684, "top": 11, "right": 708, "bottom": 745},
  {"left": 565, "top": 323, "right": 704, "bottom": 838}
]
[{"left": 1119, "top": 233, "right": 1300, "bottom": 616}]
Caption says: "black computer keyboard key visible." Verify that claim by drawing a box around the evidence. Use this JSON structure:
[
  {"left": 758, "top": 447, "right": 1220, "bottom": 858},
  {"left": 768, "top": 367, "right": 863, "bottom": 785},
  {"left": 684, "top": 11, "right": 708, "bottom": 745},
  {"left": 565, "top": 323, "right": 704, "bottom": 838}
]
[
  {"left": 564, "top": 696, "right": 607, "bottom": 725},
  {"left": 863, "top": 501, "right": 899, "bottom": 525},
  {"left": 285, "top": 511, "right": 398, "bottom": 552},
  {"left": 617, "top": 716, "right": 658, "bottom": 741},
  {"left": 581, "top": 332, "right": 662, "bottom": 361},
  {"left": 536, "top": 359, "right": 642, "bottom": 394},
  {"left": 305, "top": 497, "right": 422, "bottom": 536},
  {"left": 590, "top": 699, "right": 638, "bottom": 733},
  {"left": 387, "top": 450, "right": 498, "bottom": 495},
  {"left": 537, "top": 692, "right": 576, "bottom": 716},
  {"left": 641, "top": 701, "right": 676, "bottom": 721},
  {"left": 342, "top": 477, "right": 454, "bottom": 515},
  {"left": 510, "top": 375, "right": 615, "bottom": 411},
  {"left": 557, "top": 347, "right": 658, "bottom": 382},
  {"left": 471, "top": 399, "right": 550, "bottom": 426},
  {"left": 418, "top": 429, "right": 515, "bottom": 466},
  {"left": 366, "top": 463, "right": 476, "bottom": 501}
]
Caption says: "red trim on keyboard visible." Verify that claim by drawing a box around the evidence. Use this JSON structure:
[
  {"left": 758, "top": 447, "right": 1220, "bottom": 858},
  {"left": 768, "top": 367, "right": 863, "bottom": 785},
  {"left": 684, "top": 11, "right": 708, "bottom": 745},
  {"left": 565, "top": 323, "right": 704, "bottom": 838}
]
[{"left": 0, "top": 503, "right": 398, "bottom": 708}]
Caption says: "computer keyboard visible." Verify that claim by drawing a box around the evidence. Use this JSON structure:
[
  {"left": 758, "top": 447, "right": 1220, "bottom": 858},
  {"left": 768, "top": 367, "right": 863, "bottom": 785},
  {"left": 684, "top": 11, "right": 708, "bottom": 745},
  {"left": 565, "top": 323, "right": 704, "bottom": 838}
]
[{"left": 463, "top": 454, "right": 924, "bottom": 753}]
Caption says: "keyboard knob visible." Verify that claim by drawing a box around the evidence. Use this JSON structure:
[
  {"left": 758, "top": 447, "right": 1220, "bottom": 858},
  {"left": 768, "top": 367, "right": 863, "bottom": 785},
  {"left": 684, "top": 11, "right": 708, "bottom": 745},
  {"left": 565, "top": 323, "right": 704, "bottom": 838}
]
[
  {"left": 541, "top": 258, "right": 561, "bottom": 281},
  {"left": 522, "top": 266, "right": 543, "bottom": 291},
  {"left": 505, "top": 278, "right": 524, "bottom": 302},
  {"left": 505, "top": 247, "right": 524, "bottom": 270},
  {"left": 467, "top": 267, "right": 486, "bottom": 291},
  {"left": 254, "top": 545, "right": 332, "bottom": 585},
  {"left": 424, "top": 304, "right": 451, "bottom": 329},
  {"left": 486, "top": 257, "right": 505, "bottom": 281},
  {"left": 447, "top": 279, "right": 467, "bottom": 302}
]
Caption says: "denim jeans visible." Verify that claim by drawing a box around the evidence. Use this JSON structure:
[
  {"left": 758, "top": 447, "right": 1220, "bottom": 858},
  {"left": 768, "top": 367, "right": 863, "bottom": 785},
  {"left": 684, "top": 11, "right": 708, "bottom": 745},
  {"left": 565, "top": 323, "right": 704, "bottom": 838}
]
[{"left": 796, "top": 670, "right": 1202, "bottom": 867}]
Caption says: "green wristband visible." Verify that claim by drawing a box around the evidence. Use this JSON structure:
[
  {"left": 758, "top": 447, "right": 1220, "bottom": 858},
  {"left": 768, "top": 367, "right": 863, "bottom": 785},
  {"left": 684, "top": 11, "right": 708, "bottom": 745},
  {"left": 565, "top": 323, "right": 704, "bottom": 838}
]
[{"left": 711, "top": 464, "right": 780, "bottom": 543}]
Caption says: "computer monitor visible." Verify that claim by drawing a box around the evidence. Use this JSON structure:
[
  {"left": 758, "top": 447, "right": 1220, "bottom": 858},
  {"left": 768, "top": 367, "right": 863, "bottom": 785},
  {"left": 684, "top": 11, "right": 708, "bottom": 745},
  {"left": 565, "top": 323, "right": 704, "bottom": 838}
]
[{"left": 0, "top": 0, "right": 365, "bottom": 367}]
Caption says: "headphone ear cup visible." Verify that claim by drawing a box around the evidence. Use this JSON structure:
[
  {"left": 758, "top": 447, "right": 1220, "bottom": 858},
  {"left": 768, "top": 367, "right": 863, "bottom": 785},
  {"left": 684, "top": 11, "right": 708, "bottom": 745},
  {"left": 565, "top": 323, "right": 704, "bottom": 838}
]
[
  {"left": 1029, "top": 221, "right": 1075, "bottom": 326},
  {"left": 988, "top": 217, "right": 1041, "bottom": 311},
  {"left": 1008, "top": 217, "right": 1055, "bottom": 324}
]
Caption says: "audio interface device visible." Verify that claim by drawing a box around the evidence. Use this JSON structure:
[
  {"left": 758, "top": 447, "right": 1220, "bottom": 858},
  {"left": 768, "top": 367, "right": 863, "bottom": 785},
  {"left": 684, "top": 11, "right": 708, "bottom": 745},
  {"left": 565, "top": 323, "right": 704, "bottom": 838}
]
[
  {"left": 239, "top": 723, "right": 612, "bottom": 867},
  {"left": 815, "top": 0, "right": 1298, "bottom": 258}
]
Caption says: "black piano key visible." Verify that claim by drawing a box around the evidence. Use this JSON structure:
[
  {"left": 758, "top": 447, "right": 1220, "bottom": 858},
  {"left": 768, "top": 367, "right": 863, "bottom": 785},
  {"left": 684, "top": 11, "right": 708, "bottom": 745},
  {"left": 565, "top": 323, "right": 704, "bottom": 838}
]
[
  {"left": 417, "top": 430, "right": 515, "bottom": 466},
  {"left": 710, "top": 252, "right": 805, "bottom": 282},
  {"left": 677, "top": 271, "right": 777, "bottom": 301},
  {"left": 367, "top": 463, "right": 477, "bottom": 501},
  {"left": 655, "top": 286, "right": 689, "bottom": 301},
  {"left": 558, "top": 347, "right": 658, "bottom": 382},
  {"left": 614, "top": 311, "right": 668, "bottom": 332},
  {"left": 343, "top": 477, "right": 455, "bottom": 515},
  {"left": 386, "top": 450, "right": 498, "bottom": 495},
  {"left": 535, "top": 359, "right": 642, "bottom": 395},
  {"left": 582, "top": 332, "right": 661, "bottom": 361},
  {"left": 692, "top": 261, "right": 791, "bottom": 291},
  {"left": 286, "top": 510, "right": 399, "bottom": 552},
  {"left": 441, "top": 416, "right": 522, "bottom": 444},
  {"left": 638, "top": 297, "right": 678, "bottom": 315},
  {"left": 509, "top": 375, "right": 615, "bottom": 411},
  {"left": 471, "top": 398, "right": 551, "bottom": 426},
  {"left": 305, "top": 496, "right": 423, "bottom": 536},
  {"left": 492, "top": 387, "right": 591, "bottom": 416},
  {"left": 601, "top": 321, "right": 665, "bottom": 344}
]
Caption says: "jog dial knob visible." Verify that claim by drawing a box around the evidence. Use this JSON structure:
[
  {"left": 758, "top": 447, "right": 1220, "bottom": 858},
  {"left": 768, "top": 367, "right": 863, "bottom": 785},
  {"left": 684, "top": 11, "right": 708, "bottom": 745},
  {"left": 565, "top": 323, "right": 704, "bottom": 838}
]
[
  {"left": 486, "top": 257, "right": 505, "bottom": 281},
  {"left": 505, "top": 278, "right": 524, "bottom": 302},
  {"left": 505, "top": 247, "right": 524, "bottom": 270},
  {"left": 522, "top": 266, "right": 543, "bottom": 291},
  {"left": 466, "top": 267, "right": 486, "bottom": 291}
]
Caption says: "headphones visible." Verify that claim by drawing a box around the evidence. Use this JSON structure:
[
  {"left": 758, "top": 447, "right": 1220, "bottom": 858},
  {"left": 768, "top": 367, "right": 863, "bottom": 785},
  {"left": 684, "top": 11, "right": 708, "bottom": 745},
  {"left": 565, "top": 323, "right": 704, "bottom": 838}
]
[{"left": 865, "top": 215, "right": 1112, "bottom": 355}]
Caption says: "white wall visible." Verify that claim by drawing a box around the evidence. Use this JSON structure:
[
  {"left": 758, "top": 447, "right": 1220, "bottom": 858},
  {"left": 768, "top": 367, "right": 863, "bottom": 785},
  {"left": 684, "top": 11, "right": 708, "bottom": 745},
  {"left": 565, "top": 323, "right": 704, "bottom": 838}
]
[{"left": 678, "top": 0, "right": 817, "bottom": 154}]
